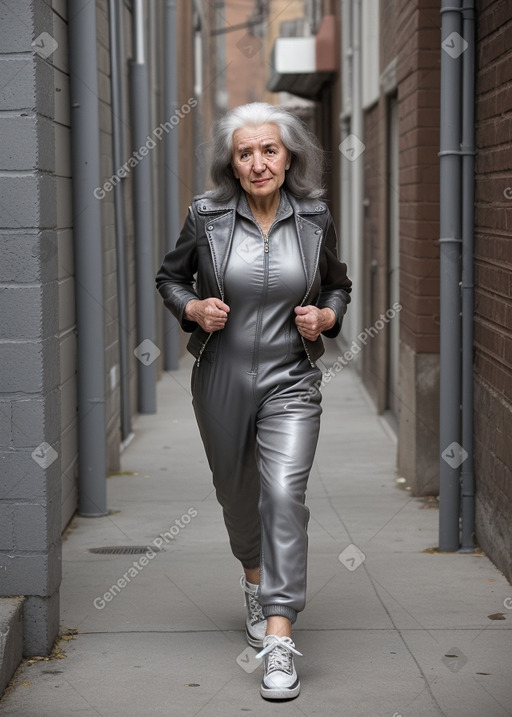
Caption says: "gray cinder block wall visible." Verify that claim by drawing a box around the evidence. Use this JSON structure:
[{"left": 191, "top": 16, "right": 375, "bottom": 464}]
[{"left": 0, "top": 0, "right": 68, "bottom": 656}]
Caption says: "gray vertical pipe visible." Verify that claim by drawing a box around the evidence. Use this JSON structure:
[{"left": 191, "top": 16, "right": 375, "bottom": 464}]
[
  {"left": 163, "top": 0, "right": 180, "bottom": 370},
  {"left": 439, "top": 0, "right": 463, "bottom": 551},
  {"left": 68, "top": 0, "right": 108, "bottom": 516},
  {"left": 108, "top": 0, "right": 132, "bottom": 439},
  {"left": 460, "top": 0, "right": 476, "bottom": 551},
  {"left": 129, "top": 0, "right": 157, "bottom": 413}
]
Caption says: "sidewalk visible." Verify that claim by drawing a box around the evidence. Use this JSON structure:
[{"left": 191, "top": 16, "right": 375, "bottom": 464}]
[{"left": 1, "top": 345, "right": 511, "bottom": 717}]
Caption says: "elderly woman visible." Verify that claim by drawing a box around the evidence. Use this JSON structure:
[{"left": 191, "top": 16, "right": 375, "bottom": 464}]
[{"left": 156, "top": 102, "right": 351, "bottom": 700}]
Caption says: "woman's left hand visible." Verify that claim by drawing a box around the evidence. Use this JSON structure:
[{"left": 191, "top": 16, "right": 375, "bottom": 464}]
[{"left": 294, "top": 306, "right": 336, "bottom": 341}]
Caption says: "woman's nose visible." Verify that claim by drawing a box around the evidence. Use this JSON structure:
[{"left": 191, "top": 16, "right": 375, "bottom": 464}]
[{"left": 252, "top": 154, "right": 266, "bottom": 172}]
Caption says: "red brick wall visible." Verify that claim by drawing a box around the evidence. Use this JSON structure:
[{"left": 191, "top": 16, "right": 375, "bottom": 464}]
[
  {"left": 396, "top": 0, "right": 441, "bottom": 354},
  {"left": 474, "top": 0, "right": 512, "bottom": 581}
]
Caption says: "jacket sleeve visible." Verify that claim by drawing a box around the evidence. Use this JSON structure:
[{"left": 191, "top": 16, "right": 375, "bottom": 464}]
[
  {"left": 317, "top": 214, "right": 352, "bottom": 338},
  {"left": 155, "top": 207, "right": 200, "bottom": 333}
]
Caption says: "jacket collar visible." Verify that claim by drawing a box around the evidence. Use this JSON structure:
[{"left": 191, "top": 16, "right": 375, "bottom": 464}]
[{"left": 195, "top": 189, "right": 327, "bottom": 216}]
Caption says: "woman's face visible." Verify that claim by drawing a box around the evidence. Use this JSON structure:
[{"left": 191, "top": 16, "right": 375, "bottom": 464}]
[{"left": 231, "top": 123, "right": 290, "bottom": 204}]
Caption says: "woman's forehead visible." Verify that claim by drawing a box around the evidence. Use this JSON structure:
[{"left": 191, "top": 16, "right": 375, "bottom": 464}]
[{"left": 232, "top": 123, "right": 283, "bottom": 150}]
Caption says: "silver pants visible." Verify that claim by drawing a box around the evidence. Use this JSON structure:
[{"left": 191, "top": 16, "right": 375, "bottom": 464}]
[{"left": 191, "top": 354, "right": 322, "bottom": 624}]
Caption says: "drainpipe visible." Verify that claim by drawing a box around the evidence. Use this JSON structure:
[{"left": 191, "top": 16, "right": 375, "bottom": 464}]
[
  {"left": 346, "top": 0, "right": 364, "bottom": 345},
  {"left": 129, "top": 0, "right": 157, "bottom": 413},
  {"left": 163, "top": 0, "right": 180, "bottom": 370},
  {"left": 340, "top": 0, "right": 352, "bottom": 309},
  {"left": 438, "top": 0, "right": 463, "bottom": 551},
  {"left": 460, "top": 0, "right": 476, "bottom": 551},
  {"left": 69, "top": 0, "right": 108, "bottom": 516},
  {"left": 108, "top": 0, "right": 132, "bottom": 441}
]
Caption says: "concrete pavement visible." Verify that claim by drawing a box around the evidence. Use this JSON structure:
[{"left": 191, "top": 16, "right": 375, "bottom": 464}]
[{"left": 1, "top": 344, "right": 512, "bottom": 717}]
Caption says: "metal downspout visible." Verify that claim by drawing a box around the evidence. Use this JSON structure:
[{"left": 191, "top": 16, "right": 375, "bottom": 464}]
[
  {"left": 460, "top": 0, "right": 476, "bottom": 551},
  {"left": 69, "top": 0, "right": 108, "bottom": 516},
  {"left": 129, "top": 0, "right": 157, "bottom": 413},
  {"left": 108, "top": 0, "right": 132, "bottom": 441},
  {"left": 351, "top": 0, "right": 364, "bottom": 343},
  {"left": 439, "top": 0, "right": 463, "bottom": 551},
  {"left": 163, "top": 0, "right": 180, "bottom": 371}
]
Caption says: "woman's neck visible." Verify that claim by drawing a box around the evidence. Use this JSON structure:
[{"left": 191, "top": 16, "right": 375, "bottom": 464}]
[{"left": 246, "top": 190, "right": 281, "bottom": 226}]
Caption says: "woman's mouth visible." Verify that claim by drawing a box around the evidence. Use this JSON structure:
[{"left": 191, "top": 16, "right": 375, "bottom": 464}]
[{"left": 252, "top": 178, "right": 271, "bottom": 185}]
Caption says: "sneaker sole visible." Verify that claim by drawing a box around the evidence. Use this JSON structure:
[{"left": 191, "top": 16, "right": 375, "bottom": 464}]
[
  {"left": 245, "top": 627, "right": 264, "bottom": 649},
  {"left": 260, "top": 678, "right": 300, "bottom": 701}
]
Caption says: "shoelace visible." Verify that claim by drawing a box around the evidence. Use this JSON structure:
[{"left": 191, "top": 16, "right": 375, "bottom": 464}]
[
  {"left": 256, "top": 636, "right": 303, "bottom": 675},
  {"left": 240, "top": 576, "right": 265, "bottom": 625}
]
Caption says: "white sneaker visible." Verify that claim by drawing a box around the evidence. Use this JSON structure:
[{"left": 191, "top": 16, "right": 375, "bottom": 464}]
[
  {"left": 256, "top": 634, "right": 302, "bottom": 700},
  {"left": 240, "top": 576, "right": 267, "bottom": 648}
]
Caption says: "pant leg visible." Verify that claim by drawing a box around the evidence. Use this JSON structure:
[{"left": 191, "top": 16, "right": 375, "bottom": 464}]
[
  {"left": 191, "top": 360, "right": 261, "bottom": 568},
  {"left": 256, "top": 368, "right": 322, "bottom": 623}
]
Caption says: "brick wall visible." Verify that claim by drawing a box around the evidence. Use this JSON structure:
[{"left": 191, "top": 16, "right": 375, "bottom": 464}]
[
  {"left": 474, "top": 0, "right": 512, "bottom": 582},
  {"left": 395, "top": 0, "right": 441, "bottom": 495},
  {"left": 396, "top": 0, "right": 441, "bottom": 355}
]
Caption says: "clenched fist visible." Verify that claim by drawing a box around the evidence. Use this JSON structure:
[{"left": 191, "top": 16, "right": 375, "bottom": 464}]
[
  {"left": 294, "top": 305, "right": 336, "bottom": 341},
  {"left": 185, "top": 298, "right": 230, "bottom": 333}
]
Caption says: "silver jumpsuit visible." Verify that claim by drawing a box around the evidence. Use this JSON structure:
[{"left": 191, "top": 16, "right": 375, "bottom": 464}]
[{"left": 191, "top": 192, "right": 322, "bottom": 624}]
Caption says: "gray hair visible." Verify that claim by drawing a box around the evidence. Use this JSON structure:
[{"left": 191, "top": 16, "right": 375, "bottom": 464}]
[{"left": 208, "top": 102, "right": 325, "bottom": 200}]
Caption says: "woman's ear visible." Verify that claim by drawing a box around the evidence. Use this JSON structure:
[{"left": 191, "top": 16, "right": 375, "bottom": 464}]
[{"left": 232, "top": 162, "right": 240, "bottom": 179}]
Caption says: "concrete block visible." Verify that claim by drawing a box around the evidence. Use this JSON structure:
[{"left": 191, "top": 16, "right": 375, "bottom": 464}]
[
  {"left": 0, "top": 115, "right": 37, "bottom": 169},
  {"left": 0, "top": 57, "right": 36, "bottom": 111},
  {"left": 0, "top": 231, "right": 58, "bottom": 284},
  {"left": 22, "top": 591, "right": 59, "bottom": 658},
  {"left": 58, "top": 276, "right": 75, "bottom": 333},
  {"left": 0, "top": 449, "right": 59, "bottom": 502},
  {"left": 0, "top": 542, "right": 61, "bottom": 596},
  {"left": 12, "top": 494, "right": 61, "bottom": 551},
  {"left": 53, "top": 65, "right": 69, "bottom": 126},
  {"left": 55, "top": 175, "right": 71, "bottom": 227},
  {"left": 0, "top": 0, "right": 33, "bottom": 52},
  {"left": 0, "top": 339, "right": 59, "bottom": 393},
  {"left": 12, "top": 391, "right": 61, "bottom": 448},
  {"left": 0, "top": 286, "right": 42, "bottom": 340},
  {"left": 397, "top": 342, "right": 440, "bottom": 496},
  {"left": 0, "top": 401, "right": 11, "bottom": 449},
  {"left": 0, "top": 597, "right": 24, "bottom": 698},
  {"left": 0, "top": 503, "right": 14, "bottom": 551}
]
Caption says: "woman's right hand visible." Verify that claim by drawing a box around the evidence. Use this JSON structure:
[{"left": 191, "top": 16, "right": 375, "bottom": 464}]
[{"left": 184, "top": 298, "right": 230, "bottom": 332}]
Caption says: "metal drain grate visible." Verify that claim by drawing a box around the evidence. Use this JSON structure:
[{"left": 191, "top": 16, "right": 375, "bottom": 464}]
[{"left": 88, "top": 546, "right": 163, "bottom": 555}]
